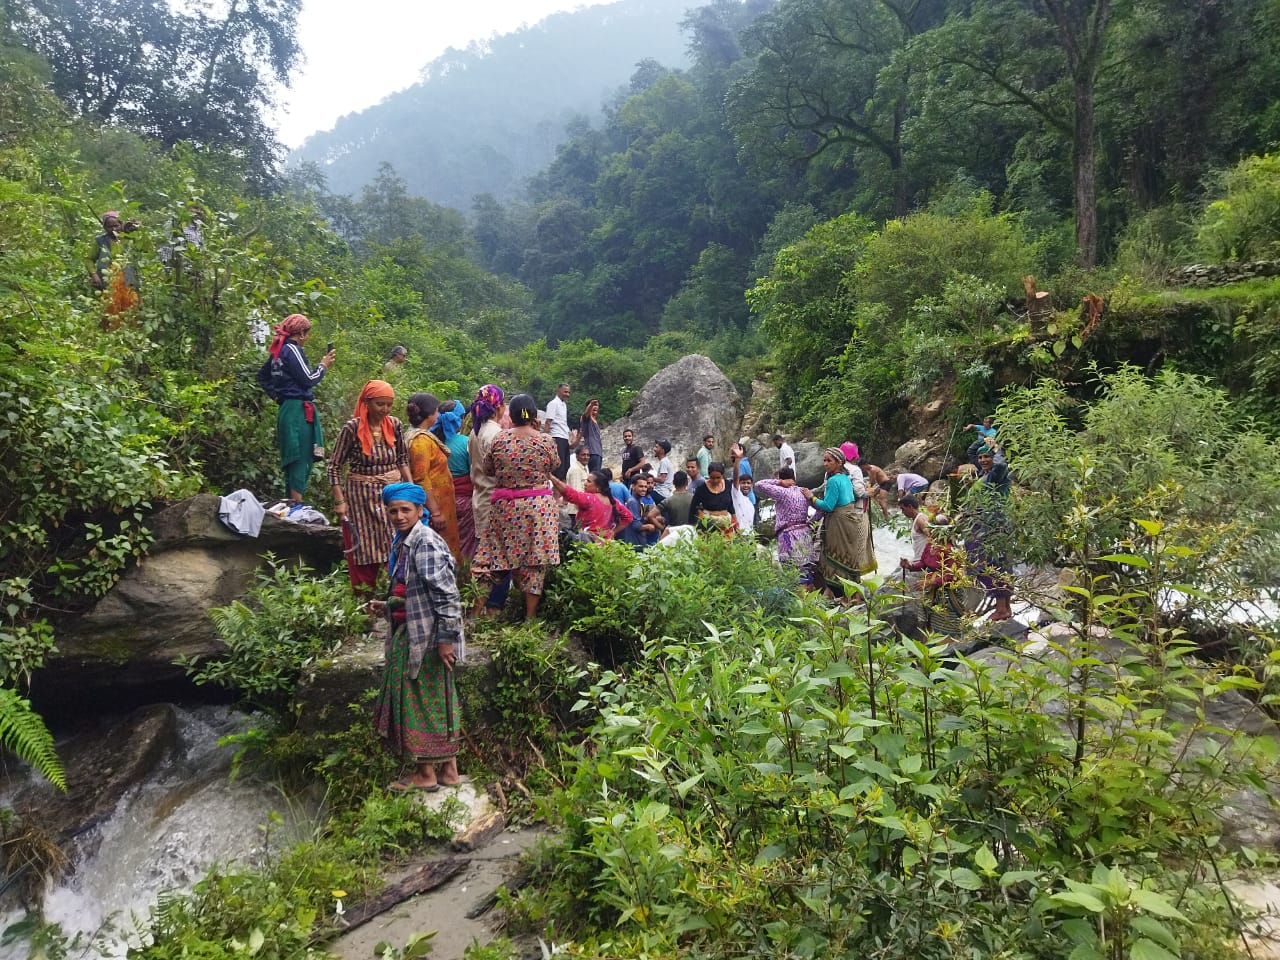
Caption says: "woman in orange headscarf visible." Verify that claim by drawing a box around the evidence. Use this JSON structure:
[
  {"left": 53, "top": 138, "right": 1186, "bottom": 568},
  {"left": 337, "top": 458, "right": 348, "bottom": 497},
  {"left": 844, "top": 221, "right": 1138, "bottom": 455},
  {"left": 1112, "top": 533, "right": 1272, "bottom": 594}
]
[{"left": 327, "top": 380, "right": 412, "bottom": 595}]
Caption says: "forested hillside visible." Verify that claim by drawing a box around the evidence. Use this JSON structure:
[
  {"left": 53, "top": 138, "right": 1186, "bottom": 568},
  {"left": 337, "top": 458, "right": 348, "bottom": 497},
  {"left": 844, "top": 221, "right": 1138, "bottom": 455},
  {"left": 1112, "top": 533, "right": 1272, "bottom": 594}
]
[{"left": 288, "top": 0, "right": 694, "bottom": 208}]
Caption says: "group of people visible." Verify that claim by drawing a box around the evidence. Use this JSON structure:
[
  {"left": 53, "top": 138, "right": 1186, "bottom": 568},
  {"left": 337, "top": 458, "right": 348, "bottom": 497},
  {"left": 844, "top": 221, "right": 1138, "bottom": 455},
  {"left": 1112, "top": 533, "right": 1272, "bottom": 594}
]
[{"left": 261, "top": 316, "right": 1015, "bottom": 787}]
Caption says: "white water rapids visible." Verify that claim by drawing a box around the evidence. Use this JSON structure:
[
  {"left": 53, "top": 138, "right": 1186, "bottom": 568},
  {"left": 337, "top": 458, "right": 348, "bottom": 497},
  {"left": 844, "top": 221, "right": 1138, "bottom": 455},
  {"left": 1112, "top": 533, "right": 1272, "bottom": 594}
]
[{"left": 0, "top": 706, "right": 314, "bottom": 959}]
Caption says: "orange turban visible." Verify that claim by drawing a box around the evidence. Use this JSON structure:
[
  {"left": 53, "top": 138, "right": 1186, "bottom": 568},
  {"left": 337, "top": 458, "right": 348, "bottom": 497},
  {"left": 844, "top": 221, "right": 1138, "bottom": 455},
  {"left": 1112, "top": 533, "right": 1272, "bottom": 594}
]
[{"left": 354, "top": 380, "right": 396, "bottom": 455}]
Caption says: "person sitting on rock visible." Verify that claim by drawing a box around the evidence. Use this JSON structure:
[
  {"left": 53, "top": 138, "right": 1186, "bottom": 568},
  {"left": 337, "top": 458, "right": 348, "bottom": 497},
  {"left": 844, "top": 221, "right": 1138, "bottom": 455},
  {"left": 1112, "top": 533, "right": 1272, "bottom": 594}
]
[{"left": 622, "top": 473, "right": 661, "bottom": 549}]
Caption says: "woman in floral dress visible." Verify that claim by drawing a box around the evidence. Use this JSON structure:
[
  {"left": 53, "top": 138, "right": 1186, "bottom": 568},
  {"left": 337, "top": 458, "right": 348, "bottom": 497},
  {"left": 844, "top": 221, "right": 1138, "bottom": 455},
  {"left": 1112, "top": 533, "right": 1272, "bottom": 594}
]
[
  {"left": 472, "top": 394, "right": 561, "bottom": 620},
  {"left": 754, "top": 466, "right": 815, "bottom": 584}
]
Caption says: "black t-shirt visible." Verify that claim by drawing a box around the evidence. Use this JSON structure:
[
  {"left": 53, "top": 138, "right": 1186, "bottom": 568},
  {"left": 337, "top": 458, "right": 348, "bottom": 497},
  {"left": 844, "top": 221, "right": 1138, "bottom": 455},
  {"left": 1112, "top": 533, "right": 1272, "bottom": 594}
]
[
  {"left": 621, "top": 443, "right": 644, "bottom": 477},
  {"left": 691, "top": 481, "right": 733, "bottom": 516}
]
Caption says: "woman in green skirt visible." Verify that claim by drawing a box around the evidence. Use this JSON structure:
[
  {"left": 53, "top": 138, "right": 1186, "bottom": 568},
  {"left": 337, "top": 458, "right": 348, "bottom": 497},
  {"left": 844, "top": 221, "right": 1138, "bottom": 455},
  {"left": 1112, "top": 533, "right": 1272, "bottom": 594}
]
[{"left": 370, "top": 482, "right": 466, "bottom": 792}]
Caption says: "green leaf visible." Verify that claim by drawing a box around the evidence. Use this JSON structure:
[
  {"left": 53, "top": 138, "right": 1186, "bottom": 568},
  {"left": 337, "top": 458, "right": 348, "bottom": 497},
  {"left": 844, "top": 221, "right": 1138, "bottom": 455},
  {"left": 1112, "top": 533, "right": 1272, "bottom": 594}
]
[
  {"left": 1130, "top": 915, "right": 1178, "bottom": 950},
  {"left": 1130, "top": 938, "right": 1179, "bottom": 960},
  {"left": 1051, "top": 890, "right": 1107, "bottom": 913},
  {"left": 947, "top": 867, "right": 983, "bottom": 890},
  {"left": 974, "top": 845, "right": 998, "bottom": 874},
  {"left": 1097, "top": 553, "right": 1150, "bottom": 568},
  {"left": 1000, "top": 870, "right": 1040, "bottom": 887},
  {"left": 1129, "top": 889, "right": 1188, "bottom": 921}
]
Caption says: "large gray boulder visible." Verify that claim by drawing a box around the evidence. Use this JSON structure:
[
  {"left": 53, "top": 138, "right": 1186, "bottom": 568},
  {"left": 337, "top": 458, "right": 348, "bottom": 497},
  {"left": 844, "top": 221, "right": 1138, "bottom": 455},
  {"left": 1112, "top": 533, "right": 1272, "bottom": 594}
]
[
  {"left": 599, "top": 355, "right": 742, "bottom": 473},
  {"left": 39, "top": 495, "right": 343, "bottom": 709}
]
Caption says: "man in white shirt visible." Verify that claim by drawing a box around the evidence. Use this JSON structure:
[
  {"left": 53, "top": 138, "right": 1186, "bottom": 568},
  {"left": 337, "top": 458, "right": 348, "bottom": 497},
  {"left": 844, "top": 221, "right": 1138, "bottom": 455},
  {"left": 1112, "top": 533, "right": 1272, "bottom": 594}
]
[
  {"left": 773, "top": 434, "right": 795, "bottom": 477},
  {"left": 730, "top": 443, "right": 756, "bottom": 532},
  {"left": 545, "top": 383, "right": 576, "bottom": 480}
]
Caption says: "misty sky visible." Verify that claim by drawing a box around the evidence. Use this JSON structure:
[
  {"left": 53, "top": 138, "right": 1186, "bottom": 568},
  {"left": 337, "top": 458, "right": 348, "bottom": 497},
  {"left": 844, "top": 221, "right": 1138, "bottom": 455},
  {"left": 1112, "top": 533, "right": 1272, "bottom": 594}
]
[{"left": 276, "top": 0, "right": 588, "bottom": 148}]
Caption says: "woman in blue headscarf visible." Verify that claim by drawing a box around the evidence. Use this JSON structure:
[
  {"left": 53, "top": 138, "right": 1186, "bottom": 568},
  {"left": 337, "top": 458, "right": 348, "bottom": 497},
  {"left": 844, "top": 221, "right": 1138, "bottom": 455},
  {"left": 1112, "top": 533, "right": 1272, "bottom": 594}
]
[
  {"left": 432, "top": 399, "right": 475, "bottom": 560},
  {"left": 370, "top": 482, "right": 466, "bottom": 792}
]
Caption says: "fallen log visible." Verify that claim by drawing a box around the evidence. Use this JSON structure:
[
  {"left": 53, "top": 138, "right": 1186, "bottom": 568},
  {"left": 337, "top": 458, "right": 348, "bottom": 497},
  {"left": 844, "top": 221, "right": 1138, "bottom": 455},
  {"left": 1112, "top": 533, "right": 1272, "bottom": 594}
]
[
  {"left": 335, "top": 857, "right": 470, "bottom": 934},
  {"left": 452, "top": 810, "right": 507, "bottom": 853}
]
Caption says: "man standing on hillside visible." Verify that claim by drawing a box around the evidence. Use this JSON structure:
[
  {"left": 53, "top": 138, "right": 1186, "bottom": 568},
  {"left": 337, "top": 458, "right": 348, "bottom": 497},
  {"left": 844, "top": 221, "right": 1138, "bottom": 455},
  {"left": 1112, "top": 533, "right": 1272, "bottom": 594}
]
[
  {"left": 621, "top": 429, "right": 646, "bottom": 481},
  {"left": 545, "top": 383, "right": 576, "bottom": 480},
  {"left": 774, "top": 434, "right": 795, "bottom": 476},
  {"left": 696, "top": 434, "right": 715, "bottom": 477}
]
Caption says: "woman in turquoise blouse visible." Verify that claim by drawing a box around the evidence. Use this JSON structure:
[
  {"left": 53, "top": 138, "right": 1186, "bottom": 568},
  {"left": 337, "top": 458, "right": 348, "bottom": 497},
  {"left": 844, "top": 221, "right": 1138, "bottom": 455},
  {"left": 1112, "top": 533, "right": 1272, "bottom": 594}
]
[{"left": 804, "top": 447, "right": 877, "bottom": 596}]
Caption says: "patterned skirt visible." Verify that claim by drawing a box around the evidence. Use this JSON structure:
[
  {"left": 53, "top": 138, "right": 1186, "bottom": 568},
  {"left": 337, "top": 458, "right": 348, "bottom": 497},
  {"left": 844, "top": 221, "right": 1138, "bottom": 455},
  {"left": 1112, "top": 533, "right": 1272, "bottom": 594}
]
[
  {"left": 817, "top": 503, "right": 877, "bottom": 583},
  {"left": 373, "top": 626, "right": 460, "bottom": 762},
  {"left": 453, "top": 476, "right": 477, "bottom": 560}
]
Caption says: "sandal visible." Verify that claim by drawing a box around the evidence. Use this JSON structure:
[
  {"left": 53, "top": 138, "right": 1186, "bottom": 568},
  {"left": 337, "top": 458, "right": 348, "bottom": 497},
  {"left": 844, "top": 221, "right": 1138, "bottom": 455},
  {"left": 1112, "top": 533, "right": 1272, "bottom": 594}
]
[{"left": 388, "top": 779, "right": 440, "bottom": 793}]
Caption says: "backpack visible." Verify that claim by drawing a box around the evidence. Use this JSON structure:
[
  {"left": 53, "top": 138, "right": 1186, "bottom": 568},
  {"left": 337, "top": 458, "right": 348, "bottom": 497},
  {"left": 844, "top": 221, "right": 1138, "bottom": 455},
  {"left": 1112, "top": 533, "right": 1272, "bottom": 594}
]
[{"left": 256, "top": 356, "right": 287, "bottom": 402}]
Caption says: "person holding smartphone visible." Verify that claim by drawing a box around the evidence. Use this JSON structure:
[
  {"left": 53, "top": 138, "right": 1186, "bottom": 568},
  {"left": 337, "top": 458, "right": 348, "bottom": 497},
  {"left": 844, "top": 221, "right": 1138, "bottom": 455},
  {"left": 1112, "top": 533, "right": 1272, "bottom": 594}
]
[{"left": 265, "top": 313, "right": 335, "bottom": 502}]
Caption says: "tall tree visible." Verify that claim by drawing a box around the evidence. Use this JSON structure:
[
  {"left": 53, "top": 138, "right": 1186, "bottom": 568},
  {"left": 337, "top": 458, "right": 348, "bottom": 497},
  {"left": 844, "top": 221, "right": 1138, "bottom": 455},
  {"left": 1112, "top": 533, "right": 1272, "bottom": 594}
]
[
  {"left": 726, "top": 0, "right": 947, "bottom": 217},
  {"left": 910, "top": 0, "right": 1115, "bottom": 265},
  {"left": 5, "top": 0, "right": 300, "bottom": 182}
]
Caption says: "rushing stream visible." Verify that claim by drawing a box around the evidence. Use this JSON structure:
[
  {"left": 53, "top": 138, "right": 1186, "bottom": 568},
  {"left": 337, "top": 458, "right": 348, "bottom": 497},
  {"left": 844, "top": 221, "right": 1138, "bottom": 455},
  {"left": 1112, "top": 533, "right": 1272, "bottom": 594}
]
[{"left": 0, "top": 705, "right": 314, "bottom": 959}]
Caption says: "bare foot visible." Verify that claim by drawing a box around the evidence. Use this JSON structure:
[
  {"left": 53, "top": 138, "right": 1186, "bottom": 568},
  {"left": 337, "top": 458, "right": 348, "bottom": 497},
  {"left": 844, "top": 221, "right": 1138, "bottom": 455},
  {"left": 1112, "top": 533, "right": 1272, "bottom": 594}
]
[{"left": 437, "top": 759, "right": 461, "bottom": 786}]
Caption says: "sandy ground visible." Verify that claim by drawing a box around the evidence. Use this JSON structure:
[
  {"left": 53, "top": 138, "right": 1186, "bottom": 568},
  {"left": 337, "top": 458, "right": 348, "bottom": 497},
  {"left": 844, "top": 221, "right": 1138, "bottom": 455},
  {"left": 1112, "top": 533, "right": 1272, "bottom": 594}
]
[{"left": 331, "top": 781, "right": 546, "bottom": 960}]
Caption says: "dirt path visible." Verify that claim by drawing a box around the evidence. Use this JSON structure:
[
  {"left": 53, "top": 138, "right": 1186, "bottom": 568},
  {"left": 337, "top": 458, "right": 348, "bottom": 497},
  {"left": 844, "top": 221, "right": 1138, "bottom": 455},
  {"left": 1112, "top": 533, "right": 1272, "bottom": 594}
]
[{"left": 331, "top": 783, "right": 546, "bottom": 960}]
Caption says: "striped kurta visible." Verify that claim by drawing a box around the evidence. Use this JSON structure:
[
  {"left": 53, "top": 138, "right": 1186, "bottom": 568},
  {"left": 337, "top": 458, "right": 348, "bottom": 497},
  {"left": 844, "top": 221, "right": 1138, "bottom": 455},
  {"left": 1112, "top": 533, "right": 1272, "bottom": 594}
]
[{"left": 326, "top": 417, "right": 409, "bottom": 567}]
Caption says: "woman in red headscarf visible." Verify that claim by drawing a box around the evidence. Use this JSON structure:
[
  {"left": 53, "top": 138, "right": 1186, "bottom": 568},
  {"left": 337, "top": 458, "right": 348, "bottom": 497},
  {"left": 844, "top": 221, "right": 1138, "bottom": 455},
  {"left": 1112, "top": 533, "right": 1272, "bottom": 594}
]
[
  {"left": 327, "top": 380, "right": 412, "bottom": 595},
  {"left": 265, "top": 314, "right": 335, "bottom": 502}
]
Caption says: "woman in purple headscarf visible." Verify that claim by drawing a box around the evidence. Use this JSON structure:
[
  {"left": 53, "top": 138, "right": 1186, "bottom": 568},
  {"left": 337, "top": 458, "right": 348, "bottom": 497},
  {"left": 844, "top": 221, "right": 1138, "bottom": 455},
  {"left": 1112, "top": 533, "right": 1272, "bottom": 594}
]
[{"left": 467, "top": 385, "right": 506, "bottom": 550}]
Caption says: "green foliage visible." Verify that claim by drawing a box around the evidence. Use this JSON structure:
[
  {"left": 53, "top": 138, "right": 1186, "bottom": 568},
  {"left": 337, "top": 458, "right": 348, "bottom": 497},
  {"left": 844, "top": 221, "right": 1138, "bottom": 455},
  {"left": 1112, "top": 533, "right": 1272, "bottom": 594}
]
[
  {"left": 130, "top": 791, "right": 460, "bottom": 959},
  {"left": 460, "top": 622, "right": 593, "bottom": 758},
  {"left": 512, "top": 548, "right": 1262, "bottom": 958},
  {"left": 181, "top": 559, "right": 367, "bottom": 709},
  {"left": 0, "top": 687, "right": 65, "bottom": 790},
  {"left": 1195, "top": 153, "right": 1280, "bottom": 262},
  {"left": 747, "top": 211, "right": 872, "bottom": 398},
  {"left": 995, "top": 365, "right": 1280, "bottom": 596},
  {"left": 544, "top": 536, "right": 796, "bottom": 657}
]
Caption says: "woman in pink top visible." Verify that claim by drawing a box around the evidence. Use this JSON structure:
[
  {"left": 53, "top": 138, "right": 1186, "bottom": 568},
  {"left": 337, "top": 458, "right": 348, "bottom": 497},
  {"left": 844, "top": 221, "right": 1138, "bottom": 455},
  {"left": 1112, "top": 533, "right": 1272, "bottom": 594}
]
[{"left": 551, "top": 470, "right": 632, "bottom": 540}]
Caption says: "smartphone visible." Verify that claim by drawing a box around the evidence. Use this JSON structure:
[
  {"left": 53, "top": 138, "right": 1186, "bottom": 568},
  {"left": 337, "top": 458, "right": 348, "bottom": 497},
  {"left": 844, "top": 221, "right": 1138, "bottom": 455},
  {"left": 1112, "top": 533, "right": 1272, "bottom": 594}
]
[{"left": 326, "top": 341, "right": 334, "bottom": 352}]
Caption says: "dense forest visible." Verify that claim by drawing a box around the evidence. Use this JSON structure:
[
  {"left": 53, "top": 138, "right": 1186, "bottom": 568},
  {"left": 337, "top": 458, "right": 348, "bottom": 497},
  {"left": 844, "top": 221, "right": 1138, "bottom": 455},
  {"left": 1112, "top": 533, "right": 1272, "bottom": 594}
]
[
  {"left": 289, "top": 0, "right": 693, "bottom": 207},
  {"left": 4, "top": 0, "right": 1280, "bottom": 956}
]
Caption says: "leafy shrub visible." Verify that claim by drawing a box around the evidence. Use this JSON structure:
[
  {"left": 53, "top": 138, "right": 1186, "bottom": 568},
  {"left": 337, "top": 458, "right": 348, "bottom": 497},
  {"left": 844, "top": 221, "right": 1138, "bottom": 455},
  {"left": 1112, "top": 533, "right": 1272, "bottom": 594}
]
[
  {"left": 131, "top": 790, "right": 459, "bottom": 959},
  {"left": 1195, "top": 152, "right": 1280, "bottom": 261},
  {"left": 514, "top": 575, "right": 1263, "bottom": 959},
  {"left": 181, "top": 558, "right": 367, "bottom": 710},
  {"left": 459, "top": 622, "right": 594, "bottom": 758},
  {"left": 543, "top": 536, "right": 794, "bottom": 658}
]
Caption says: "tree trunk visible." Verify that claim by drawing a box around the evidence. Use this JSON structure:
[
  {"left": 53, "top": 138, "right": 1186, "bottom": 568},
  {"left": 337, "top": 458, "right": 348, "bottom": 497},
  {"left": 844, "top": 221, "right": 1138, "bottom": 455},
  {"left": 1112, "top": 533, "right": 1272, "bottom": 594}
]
[{"left": 1073, "top": 77, "right": 1097, "bottom": 268}]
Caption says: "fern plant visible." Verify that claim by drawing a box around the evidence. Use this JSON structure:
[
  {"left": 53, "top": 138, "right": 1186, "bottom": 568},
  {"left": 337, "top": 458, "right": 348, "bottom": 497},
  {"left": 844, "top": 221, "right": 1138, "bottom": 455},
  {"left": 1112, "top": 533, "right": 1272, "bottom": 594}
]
[{"left": 0, "top": 686, "right": 65, "bottom": 790}]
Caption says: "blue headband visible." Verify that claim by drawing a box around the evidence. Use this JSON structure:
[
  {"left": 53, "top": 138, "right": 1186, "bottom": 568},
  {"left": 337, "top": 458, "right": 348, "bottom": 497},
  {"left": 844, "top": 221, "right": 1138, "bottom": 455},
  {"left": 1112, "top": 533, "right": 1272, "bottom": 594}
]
[{"left": 382, "top": 482, "right": 426, "bottom": 506}]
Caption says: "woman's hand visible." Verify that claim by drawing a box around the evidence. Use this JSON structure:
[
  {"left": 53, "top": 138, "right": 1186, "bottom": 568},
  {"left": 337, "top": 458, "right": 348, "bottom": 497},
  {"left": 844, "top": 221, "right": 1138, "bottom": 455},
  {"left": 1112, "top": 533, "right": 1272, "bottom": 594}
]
[
  {"left": 438, "top": 642, "right": 457, "bottom": 671},
  {"left": 369, "top": 600, "right": 387, "bottom": 618},
  {"left": 320, "top": 349, "right": 336, "bottom": 368},
  {"left": 333, "top": 501, "right": 349, "bottom": 519}
]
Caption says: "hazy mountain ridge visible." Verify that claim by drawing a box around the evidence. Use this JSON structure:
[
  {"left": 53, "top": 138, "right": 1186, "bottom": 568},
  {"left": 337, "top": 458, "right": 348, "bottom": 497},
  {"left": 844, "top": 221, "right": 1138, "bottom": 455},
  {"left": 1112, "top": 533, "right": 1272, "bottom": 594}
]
[{"left": 289, "top": 0, "right": 694, "bottom": 208}]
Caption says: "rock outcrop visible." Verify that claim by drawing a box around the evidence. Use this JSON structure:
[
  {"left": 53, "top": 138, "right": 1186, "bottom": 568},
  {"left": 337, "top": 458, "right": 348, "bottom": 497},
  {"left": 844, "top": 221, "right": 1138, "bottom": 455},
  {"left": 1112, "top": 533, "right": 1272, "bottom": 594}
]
[
  {"left": 599, "top": 355, "right": 742, "bottom": 472},
  {"left": 11, "top": 704, "right": 178, "bottom": 847},
  {"left": 39, "top": 495, "right": 343, "bottom": 710}
]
